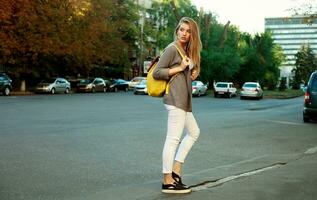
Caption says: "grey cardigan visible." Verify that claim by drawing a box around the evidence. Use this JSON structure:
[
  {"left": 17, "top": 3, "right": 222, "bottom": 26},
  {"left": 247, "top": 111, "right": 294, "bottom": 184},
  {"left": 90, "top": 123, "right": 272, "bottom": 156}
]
[{"left": 152, "top": 42, "right": 193, "bottom": 112}]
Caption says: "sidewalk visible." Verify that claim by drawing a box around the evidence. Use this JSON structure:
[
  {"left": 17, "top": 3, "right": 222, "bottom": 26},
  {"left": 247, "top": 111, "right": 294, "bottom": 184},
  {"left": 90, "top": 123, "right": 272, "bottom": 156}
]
[
  {"left": 73, "top": 150, "right": 317, "bottom": 200},
  {"left": 179, "top": 153, "right": 317, "bottom": 200},
  {"left": 10, "top": 91, "right": 35, "bottom": 96}
]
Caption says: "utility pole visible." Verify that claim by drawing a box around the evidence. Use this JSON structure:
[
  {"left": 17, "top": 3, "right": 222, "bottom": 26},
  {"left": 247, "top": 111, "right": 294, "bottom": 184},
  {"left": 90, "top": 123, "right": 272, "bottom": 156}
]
[{"left": 137, "top": 0, "right": 152, "bottom": 76}]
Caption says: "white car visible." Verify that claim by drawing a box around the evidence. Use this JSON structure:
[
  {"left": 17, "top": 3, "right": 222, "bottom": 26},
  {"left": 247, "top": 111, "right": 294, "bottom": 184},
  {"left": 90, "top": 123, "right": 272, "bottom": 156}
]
[
  {"left": 128, "top": 77, "right": 146, "bottom": 90},
  {"left": 192, "top": 81, "right": 208, "bottom": 97},
  {"left": 134, "top": 80, "right": 147, "bottom": 95},
  {"left": 240, "top": 82, "right": 263, "bottom": 100},
  {"left": 214, "top": 82, "right": 237, "bottom": 98}
]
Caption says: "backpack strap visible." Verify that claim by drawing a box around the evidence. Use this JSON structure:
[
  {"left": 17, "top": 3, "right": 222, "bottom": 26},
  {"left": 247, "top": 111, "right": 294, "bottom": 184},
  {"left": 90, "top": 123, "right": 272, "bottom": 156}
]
[{"left": 165, "top": 44, "right": 186, "bottom": 95}]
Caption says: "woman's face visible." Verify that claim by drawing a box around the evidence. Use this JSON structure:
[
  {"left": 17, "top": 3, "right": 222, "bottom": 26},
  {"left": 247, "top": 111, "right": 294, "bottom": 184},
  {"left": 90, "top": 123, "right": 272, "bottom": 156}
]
[{"left": 177, "top": 22, "right": 190, "bottom": 44}]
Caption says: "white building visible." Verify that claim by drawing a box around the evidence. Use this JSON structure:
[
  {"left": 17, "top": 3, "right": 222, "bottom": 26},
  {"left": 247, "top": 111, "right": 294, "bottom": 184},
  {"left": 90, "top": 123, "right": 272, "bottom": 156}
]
[{"left": 265, "top": 16, "right": 317, "bottom": 84}]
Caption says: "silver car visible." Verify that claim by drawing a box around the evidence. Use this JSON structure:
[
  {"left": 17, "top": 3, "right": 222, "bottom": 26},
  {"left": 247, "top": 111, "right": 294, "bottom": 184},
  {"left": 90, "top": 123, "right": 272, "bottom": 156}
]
[
  {"left": 192, "top": 81, "right": 208, "bottom": 97},
  {"left": 128, "top": 77, "right": 146, "bottom": 90},
  {"left": 35, "top": 78, "right": 71, "bottom": 94},
  {"left": 240, "top": 82, "right": 263, "bottom": 99},
  {"left": 134, "top": 80, "right": 147, "bottom": 95}
]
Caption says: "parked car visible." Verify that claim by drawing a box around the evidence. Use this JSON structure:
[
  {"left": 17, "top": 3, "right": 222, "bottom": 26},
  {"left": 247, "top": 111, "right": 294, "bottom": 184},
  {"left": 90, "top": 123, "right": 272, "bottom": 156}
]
[
  {"left": 109, "top": 79, "right": 129, "bottom": 92},
  {"left": 0, "top": 73, "right": 12, "bottom": 96},
  {"left": 77, "top": 78, "right": 106, "bottom": 93},
  {"left": 240, "top": 82, "right": 263, "bottom": 100},
  {"left": 104, "top": 79, "right": 111, "bottom": 92},
  {"left": 192, "top": 80, "right": 207, "bottom": 97},
  {"left": 134, "top": 79, "right": 147, "bottom": 95},
  {"left": 214, "top": 82, "right": 237, "bottom": 98},
  {"left": 35, "top": 78, "right": 71, "bottom": 94},
  {"left": 128, "top": 77, "right": 146, "bottom": 90},
  {"left": 303, "top": 71, "right": 317, "bottom": 122}
]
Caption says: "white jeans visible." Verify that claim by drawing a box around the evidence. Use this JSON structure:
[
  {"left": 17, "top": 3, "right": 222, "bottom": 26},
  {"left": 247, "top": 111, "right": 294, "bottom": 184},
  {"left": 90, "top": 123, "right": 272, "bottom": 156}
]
[{"left": 162, "top": 104, "right": 200, "bottom": 174}]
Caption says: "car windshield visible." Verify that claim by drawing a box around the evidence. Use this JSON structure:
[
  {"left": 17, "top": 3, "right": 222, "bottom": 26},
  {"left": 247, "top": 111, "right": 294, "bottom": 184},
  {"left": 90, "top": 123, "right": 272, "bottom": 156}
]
[
  {"left": 216, "top": 83, "right": 228, "bottom": 87},
  {"left": 80, "top": 79, "right": 93, "bottom": 84},
  {"left": 40, "top": 78, "right": 56, "bottom": 83},
  {"left": 139, "top": 80, "right": 146, "bottom": 85},
  {"left": 244, "top": 83, "right": 257, "bottom": 88},
  {"left": 192, "top": 82, "right": 198, "bottom": 86},
  {"left": 131, "top": 77, "right": 144, "bottom": 82}
]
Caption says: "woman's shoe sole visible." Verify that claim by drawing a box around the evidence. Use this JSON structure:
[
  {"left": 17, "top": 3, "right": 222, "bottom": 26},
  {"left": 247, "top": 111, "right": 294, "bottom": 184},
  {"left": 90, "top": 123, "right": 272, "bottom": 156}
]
[{"left": 161, "top": 188, "right": 192, "bottom": 194}]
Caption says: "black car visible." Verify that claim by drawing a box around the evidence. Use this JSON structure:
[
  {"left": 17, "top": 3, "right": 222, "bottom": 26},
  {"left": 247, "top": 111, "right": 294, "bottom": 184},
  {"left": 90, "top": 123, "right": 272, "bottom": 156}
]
[
  {"left": 109, "top": 79, "right": 129, "bottom": 92},
  {"left": 0, "top": 73, "right": 12, "bottom": 96},
  {"left": 303, "top": 71, "right": 317, "bottom": 122}
]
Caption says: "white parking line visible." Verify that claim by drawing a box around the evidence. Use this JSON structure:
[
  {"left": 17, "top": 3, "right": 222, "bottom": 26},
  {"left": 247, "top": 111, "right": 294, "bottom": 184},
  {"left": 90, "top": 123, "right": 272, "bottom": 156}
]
[
  {"left": 192, "top": 164, "right": 284, "bottom": 191},
  {"left": 265, "top": 120, "right": 304, "bottom": 126},
  {"left": 305, "top": 146, "right": 317, "bottom": 154}
]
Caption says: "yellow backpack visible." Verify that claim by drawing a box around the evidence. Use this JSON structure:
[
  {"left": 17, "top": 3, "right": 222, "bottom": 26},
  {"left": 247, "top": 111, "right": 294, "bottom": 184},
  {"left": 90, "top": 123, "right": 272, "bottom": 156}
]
[{"left": 146, "top": 45, "right": 185, "bottom": 97}]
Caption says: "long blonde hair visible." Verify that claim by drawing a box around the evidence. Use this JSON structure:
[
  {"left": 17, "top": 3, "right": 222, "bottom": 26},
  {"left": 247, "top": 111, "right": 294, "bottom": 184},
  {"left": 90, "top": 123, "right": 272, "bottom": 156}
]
[{"left": 174, "top": 17, "right": 202, "bottom": 74}]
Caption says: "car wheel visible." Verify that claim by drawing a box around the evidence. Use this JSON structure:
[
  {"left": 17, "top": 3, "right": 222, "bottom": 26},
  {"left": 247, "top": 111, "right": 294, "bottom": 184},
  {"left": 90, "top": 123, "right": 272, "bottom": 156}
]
[
  {"left": 4, "top": 87, "right": 10, "bottom": 96},
  {"left": 103, "top": 87, "right": 106, "bottom": 93},
  {"left": 114, "top": 87, "right": 118, "bottom": 92},
  {"left": 228, "top": 93, "right": 232, "bottom": 98},
  {"left": 91, "top": 87, "right": 95, "bottom": 93},
  {"left": 65, "top": 88, "right": 69, "bottom": 94},
  {"left": 197, "top": 91, "right": 201, "bottom": 97},
  {"left": 51, "top": 88, "right": 55, "bottom": 94},
  {"left": 125, "top": 87, "right": 128, "bottom": 92},
  {"left": 303, "top": 115, "right": 310, "bottom": 123}
]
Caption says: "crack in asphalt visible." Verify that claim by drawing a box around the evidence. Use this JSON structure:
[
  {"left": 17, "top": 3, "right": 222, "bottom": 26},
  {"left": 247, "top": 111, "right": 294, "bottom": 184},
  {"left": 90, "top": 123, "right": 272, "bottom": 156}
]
[
  {"left": 191, "top": 145, "right": 317, "bottom": 192},
  {"left": 190, "top": 162, "right": 286, "bottom": 191}
]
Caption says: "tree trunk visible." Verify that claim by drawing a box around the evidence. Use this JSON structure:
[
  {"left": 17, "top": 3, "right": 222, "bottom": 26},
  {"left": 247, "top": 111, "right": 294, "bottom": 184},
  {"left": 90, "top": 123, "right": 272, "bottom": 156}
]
[{"left": 20, "top": 80, "right": 26, "bottom": 92}]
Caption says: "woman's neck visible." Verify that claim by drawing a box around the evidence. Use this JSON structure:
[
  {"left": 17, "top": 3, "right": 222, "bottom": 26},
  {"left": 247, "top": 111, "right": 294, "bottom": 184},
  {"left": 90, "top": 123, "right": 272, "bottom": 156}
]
[{"left": 176, "top": 40, "right": 187, "bottom": 50}]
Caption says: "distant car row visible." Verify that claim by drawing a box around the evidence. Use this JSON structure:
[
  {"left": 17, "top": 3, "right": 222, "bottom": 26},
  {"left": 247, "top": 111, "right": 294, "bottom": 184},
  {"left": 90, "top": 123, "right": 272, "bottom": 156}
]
[
  {"left": 0, "top": 73, "right": 262, "bottom": 100},
  {"left": 34, "top": 78, "right": 129, "bottom": 94},
  {"left": 214, "top": 81, "right": 263, "bottom": 99},
  {"left": 131, "top": 78, "right": 208, "bottom": 97}
]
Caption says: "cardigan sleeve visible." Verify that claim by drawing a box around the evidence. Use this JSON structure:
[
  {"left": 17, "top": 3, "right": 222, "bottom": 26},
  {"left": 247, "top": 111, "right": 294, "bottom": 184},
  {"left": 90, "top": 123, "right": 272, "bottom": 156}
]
[{"left": 152, "top": 45, "right": 177, "bottom": 81}]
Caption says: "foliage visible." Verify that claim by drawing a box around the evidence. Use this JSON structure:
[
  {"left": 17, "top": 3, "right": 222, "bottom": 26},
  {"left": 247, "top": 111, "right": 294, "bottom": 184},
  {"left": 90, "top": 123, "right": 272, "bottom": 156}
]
[
  {"left": 0, "top": 0, "right": 287, "bottom": 91},
  {"left": 0, "top": 0, "right": 139, "bottom": 85},
  {"left": 292, "top": 44, "right": 317, "bottom": 89},
  {"left": 233, "top": 31, "right": 283, "bottom": 89},
  {"left": 279, "top": 77, "right": 287, "bottom": 91}
]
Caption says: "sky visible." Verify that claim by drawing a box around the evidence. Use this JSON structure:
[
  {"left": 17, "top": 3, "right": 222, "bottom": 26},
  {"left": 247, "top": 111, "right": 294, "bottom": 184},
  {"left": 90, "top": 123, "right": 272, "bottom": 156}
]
[{"left": 191, "top": 0, "right": 316, "bottom": 34}]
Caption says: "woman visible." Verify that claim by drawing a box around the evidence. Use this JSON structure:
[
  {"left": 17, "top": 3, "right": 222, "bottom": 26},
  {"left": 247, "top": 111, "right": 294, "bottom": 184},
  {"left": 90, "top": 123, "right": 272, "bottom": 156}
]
[{"left": 153, "top": 17, "right": 202, "bottom": 194}]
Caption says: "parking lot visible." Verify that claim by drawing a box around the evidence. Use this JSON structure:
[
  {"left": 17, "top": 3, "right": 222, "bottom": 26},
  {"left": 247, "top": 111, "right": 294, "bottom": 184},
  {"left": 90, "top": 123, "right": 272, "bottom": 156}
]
[{"left": 0, "top": 92, "right": 316, "bottom": 200}]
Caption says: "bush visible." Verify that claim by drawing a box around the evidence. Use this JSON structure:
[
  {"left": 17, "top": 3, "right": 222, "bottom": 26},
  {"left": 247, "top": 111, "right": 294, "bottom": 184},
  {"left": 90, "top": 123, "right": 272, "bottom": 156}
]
[{"left": 279, "top": 77, "right": 287, "bottom": 91}]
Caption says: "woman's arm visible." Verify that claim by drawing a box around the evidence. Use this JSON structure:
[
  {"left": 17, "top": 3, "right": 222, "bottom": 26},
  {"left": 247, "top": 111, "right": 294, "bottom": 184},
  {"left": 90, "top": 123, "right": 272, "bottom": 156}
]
[
  {"left": 168, "top": 56, "right": 190, "bottom": 76},
  {"left": 152, "top": 45, "right": 190, "bottom": 80}
]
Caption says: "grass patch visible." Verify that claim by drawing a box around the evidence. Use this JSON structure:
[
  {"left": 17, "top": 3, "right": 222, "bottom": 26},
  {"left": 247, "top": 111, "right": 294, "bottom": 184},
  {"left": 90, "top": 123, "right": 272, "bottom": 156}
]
[
  {"left": 205, "top": 89, "right": 304, "bottom": 99},
  {"left": 263, "top": 89, "right": 304, "bottom": 99}
]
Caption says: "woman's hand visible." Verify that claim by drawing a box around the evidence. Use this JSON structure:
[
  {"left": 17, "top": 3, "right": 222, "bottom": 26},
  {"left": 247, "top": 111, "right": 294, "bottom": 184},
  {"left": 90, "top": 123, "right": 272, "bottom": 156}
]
[
  {"left": 191, "top": 69, "right": 198, "bottom": 80},
  {"left": 180, "top": 56, "right": 190, "bottom": 71}
]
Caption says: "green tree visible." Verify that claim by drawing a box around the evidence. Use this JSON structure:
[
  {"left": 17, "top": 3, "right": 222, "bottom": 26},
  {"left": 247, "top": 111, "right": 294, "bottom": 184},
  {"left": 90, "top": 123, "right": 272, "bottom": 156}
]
[
  {"left": 200, "top": 22, "right": 241, "bottom": 84},
  {"left": 234, "top": 31, "right": 283, "bottom": 89},
  {"left": 292, "top": 44, "right": 317, "bottom": 89},
  {"left": 0, "top": 0, "right": 140, "bottom": 90}
]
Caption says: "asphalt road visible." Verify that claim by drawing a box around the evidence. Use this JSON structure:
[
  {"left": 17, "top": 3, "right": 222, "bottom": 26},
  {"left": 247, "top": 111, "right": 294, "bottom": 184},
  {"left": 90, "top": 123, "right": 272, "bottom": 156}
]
[{"left": 0, "top": 92, "right": 316, "bottom": 200}]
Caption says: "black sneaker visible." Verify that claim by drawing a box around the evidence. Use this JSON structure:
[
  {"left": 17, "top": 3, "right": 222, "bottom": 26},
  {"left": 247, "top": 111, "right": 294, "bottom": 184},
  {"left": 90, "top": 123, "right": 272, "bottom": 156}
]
[
  {"left": 161, "top": 182, "right": 192, "bottom": 194},
  {"left": 172, "top": 172, "right": 187, "bottom": 187}
]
